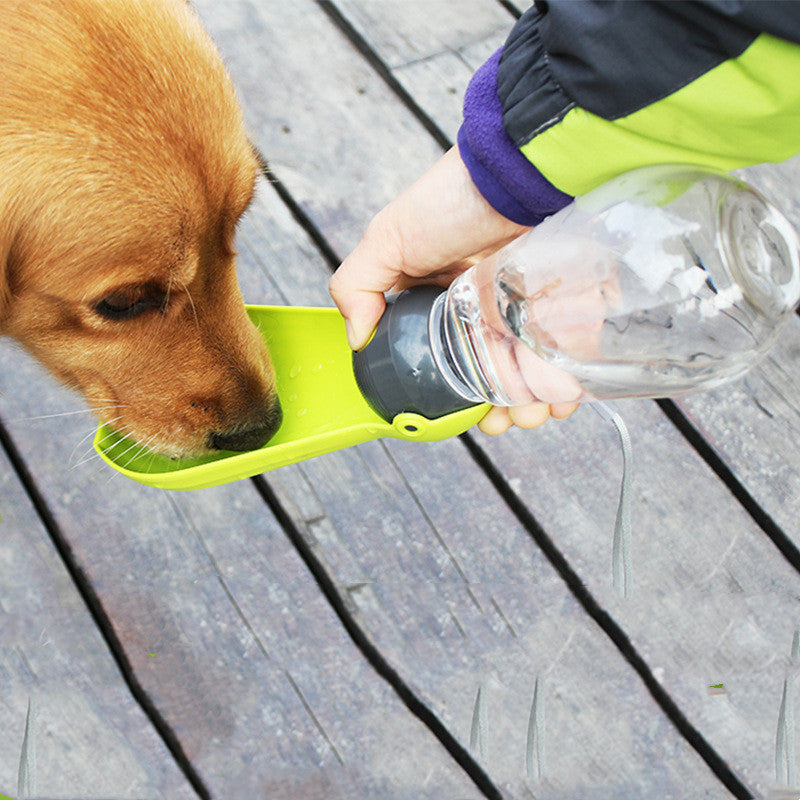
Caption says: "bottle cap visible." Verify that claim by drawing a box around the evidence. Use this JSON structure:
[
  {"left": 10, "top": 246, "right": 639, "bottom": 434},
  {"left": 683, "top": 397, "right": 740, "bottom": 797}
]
[
  {"left": 721, "top": 185, "right": 800, "bottom": 320},
  {"left": 353, "top": 286, "right": 480, "bottom": 422}
]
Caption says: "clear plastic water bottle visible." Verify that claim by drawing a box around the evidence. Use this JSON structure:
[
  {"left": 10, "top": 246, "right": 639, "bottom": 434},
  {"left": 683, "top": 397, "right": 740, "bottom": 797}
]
[
  {"left": 429, "top": 164, "right": 800, "bottom": 407},
  {"left": 353, "top": 164, "right": 800, "bottom": 423}
]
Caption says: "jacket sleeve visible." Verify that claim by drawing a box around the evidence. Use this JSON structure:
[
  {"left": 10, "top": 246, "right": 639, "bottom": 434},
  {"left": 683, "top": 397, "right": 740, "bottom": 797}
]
[{"left": 458, "top": 0, "right": 800, "bottom": 226}]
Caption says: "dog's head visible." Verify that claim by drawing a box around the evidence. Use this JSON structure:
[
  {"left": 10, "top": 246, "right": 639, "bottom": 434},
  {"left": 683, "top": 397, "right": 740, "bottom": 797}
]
[{"left": 0, "top": 0, "right": 281, "bottom": 457}]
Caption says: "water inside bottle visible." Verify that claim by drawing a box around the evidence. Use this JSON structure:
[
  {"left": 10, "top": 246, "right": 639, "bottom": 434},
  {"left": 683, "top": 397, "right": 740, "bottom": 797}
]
[
  {"left": 436, "top": 169, "right": 800, "bottom": 406},
  {"left": 436, "top": 251, "right": 585, "bottom": 406},
  {"left": 494, "top": 260, "right": 759, "bottom": 401},
  {"left": 433, "top": 253, "right": 528, "bottom": 406}
]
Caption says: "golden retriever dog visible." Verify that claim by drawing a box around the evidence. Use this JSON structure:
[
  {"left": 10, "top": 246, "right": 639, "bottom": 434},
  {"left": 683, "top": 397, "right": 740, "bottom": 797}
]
[{"left": 0, "top": 0, "right": 282, "bottom": 457}]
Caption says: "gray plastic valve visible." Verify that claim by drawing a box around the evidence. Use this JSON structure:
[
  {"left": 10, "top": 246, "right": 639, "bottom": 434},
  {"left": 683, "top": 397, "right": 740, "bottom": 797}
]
[{"left": 352, "top": 286, "right": 480, "bottom": 422}]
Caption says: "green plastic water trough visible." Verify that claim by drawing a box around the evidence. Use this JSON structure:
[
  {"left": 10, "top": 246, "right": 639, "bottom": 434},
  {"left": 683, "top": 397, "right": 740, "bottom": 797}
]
[{"left": 93, "top": 304, "right": 488, "bottom": 491}]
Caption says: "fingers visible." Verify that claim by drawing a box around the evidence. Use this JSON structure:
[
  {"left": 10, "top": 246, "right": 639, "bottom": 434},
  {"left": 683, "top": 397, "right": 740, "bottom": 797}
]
[
  {"left": 476, "top": 400, "right": 579, "bottom": 435},
  {"left": 549, "top": 401, "right": 579, "bottom": 419},
  {"left": 510, "top": 402, "right": 552, "bottom": 429},
  {"left": 330, "top": 146, "right": 529, "bottom": 351},
  {"left": 329, "top": 212, "right": 406, "bottom": 350},
  {"left": 478, "top": 402, "right": 552, "bottom": 435},
  {"left": 477, "top": 405, "right": 514, "bottom": 436}
]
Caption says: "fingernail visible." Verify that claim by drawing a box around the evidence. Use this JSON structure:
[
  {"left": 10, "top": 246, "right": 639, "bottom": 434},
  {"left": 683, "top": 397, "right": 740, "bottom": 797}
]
[
  {"left": 344, "top": 319, "right": 361, "bottom": 351},
  {"left": 346, "top": 319, "right": 377, "bottom": 351}
]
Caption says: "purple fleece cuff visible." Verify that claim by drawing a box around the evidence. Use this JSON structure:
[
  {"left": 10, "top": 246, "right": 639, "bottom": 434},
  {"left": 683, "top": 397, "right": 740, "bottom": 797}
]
[{"left": 458, "top": 49, "right": 572, "bottom": 226}]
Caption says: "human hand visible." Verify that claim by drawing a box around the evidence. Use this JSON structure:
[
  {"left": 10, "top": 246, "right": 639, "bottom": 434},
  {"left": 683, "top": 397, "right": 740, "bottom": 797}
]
[{"left": 329, "top": 146, "right": 578, "bottom": 435}]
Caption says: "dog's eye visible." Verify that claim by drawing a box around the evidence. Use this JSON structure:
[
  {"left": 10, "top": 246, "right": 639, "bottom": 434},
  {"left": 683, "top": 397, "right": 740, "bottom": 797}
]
[{"left": 94, "top": 285, "right": 166, "bottom": 321}]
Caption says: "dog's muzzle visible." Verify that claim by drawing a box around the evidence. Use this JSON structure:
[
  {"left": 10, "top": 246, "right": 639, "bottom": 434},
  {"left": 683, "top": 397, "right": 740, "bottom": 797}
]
[{"left": 207, "top": 399, "right": 283, "bottom": 452}]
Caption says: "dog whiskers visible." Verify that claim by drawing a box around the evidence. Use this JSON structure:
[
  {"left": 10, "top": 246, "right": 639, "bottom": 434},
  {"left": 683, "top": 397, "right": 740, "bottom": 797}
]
[
  {"left": 113, "top": 432, "right": 158, "bottom": 470},
  {"left": 68, "top": 414, "right": 126, "bottom": 467},
  {"left": 70, "top": 418, "right": 134, "bottom": 471},
  {"left": 69, "top": 422, "right": 115, "bottom": 465},
  {"left": 144, "top": 443, "right": 161, "bottom": 474},
  {"left": 71, "top": 441, "right": 132, "bottom": 473},
  {"left": 104, "top": 432, "right": 163, "bottom": 483},
  {"left": 71, "top": 446, "right": 112, "bottom": 471},
  {"left": 14, "top": 405, "right": 125, "bottom": 423},
  {"left": 183, "top": 283, "right": 199, "bottom": 329}
]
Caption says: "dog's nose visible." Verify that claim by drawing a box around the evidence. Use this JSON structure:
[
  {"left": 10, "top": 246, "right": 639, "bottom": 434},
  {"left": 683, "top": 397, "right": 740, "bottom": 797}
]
[{"left": 208, "top": 400, "right": 283, "bottom": 452}]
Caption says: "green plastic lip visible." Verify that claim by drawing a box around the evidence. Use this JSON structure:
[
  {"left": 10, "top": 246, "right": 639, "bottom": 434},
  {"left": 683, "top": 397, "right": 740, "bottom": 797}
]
[{"left": 93, "top": 305, "right": 489, "bottom": 491}]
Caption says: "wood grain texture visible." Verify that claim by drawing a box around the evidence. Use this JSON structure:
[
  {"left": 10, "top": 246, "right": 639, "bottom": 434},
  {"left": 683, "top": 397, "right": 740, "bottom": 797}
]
[
  {"left": 193, "top": 2, "right": 739, "bottom": 795},
  {"left": 473, "top": 399, "right": 800, "bottom": 797},
  {"left": 261, "top": 436, "right": 733, "bottom": 797},
  {"left": 0, "top": 343, "right": 480, "bottom": 800},
  {"left": 673, "top": 157, "right": 800, "bottom": 546},
  {"left": 0, "top": 444, "right": 198, "bottom": 799},
  {"left": 262, "top": 3, "right": 800, "bottom": 795},
  {"left": 332, "top": 0, "right": 510, "bottom": 139},
  {"left": 191, "top": 0, "right": 446, "bottom": 257},
  {"left": 0, "top": 0, "right": 796, "bottom": 798}
]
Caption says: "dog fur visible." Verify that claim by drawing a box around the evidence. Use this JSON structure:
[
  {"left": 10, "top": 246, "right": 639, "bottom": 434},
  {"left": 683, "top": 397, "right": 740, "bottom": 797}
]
[{"left": 0, "top": 0, "right": 281, "bottom": 457}]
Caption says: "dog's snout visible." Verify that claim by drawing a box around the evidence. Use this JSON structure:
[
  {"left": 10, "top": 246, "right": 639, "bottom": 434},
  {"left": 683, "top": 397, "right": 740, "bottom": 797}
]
[{"left": 208, "top": 399, "right": 283, "bottom": 452}]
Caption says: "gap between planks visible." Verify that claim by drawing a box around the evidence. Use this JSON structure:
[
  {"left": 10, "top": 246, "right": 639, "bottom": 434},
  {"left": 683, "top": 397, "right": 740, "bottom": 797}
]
[
  {"left": 250, "top": 2, "right": 796, "bottom": 796},
  {"left": 0, "top": 418, "right": 211, "bottom": 800}
]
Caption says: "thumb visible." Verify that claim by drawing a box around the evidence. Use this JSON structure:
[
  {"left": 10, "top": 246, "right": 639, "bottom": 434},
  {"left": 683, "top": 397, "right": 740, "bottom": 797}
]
[
  {"left": 329, "top": 226, "right": 404, "bottom": 351},
  {"left": 329, "top": 272, "right": 386, "bottom": 350}
]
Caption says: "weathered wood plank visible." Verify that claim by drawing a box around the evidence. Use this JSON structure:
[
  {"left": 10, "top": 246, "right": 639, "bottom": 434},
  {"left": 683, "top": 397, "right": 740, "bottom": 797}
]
[
  {"left": 236, "top": 200, "right": 731, "bottom": 794},
  {"left": 0, "top": 443, "right": 198, "bottom": 799},
  {"left": 672, "top": 156, "right": 800, "bottom": 545},
  {"left": 192, "top": 0, "right": 445, "bottom": 257},
  {"left": 199, "top": 0, "right": 800, "bottom": 795},
  {"left": 332, "top": 0, "right": 509, "bottom": 139},
  {"left": 261, "top": 438, "right": 736, "bottom": 796},
  {"left": 0, "top": 341, "right": 482, "bottom": 799},
  {"left": 331, "top": 0, "right": 509, "bottom": 68},
  {"left": 472, "top": 400, "right": 800, "bottom": 797},
  {"left": 284, "top": 3, "right": 800, "bottom": 795},
  {"left": 194, "top": 2, "right": 738, "bottom": 795}
]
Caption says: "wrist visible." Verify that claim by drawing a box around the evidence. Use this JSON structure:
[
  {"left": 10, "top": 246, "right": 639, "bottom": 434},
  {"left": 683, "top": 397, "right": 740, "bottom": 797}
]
[
  {"left": 391, "top": 146, "right": 529, "bottom": 274},
  {"left": 459, "top": 49, "right": 572, "bottom": 225}
]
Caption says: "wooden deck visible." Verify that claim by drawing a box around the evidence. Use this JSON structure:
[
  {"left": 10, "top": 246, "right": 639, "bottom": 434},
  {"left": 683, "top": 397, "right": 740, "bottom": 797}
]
[{"left": 2, "top": 1, "right": 800, "bottom": 798}]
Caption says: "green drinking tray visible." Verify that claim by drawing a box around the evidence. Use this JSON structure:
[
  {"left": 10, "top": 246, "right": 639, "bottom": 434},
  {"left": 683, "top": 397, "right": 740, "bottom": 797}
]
[{"left": 93, "top": 305, "right": 488, "bottom": 491}]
